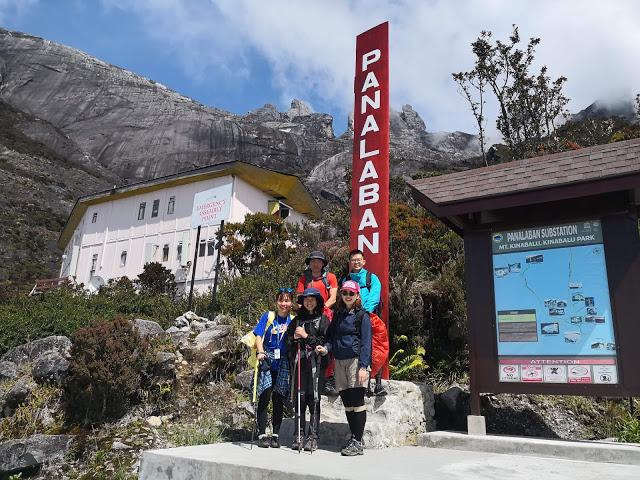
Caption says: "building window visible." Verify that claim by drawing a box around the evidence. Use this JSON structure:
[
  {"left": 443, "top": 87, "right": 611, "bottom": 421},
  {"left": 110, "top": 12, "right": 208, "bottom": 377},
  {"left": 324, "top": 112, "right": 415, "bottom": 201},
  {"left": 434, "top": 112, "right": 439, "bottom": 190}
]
[
  {"left": 138, "top": 202, "right": 146, "bottom": 220},
  {"left": 167, "top": 196, "right": 175, "bottom": 214},
  {"left": 120, "top": 251, "right": 127, "bottom": 267},
  {"left": 90, "top": 254, "right": 98, "bottom": 277},
  {"left": 152, "top": 199, "right": 160, "bottom": 218},
  {"left": 176, "top": 242, "right": 182, "bottom": 263},
  {"left": 269, "top": 199, "right": 290, "bottom": 219},
  {"left": 162, "top": 244, "right": 169, "bottom": 262},
  {"left": 198, "top": 239, "right": 206, "bottom": 257},
  {"left": 91, "top": 212, "right": 98, "bottom": 223},
  {"left": 207, "top": 239, "right": 215, "bottom": 256}
]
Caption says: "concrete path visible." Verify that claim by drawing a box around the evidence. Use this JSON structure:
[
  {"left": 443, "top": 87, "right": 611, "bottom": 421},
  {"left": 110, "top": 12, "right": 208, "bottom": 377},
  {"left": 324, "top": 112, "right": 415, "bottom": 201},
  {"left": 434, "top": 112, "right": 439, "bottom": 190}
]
[
  {"left": 139, "top": 442, "right": 640, "bottom": 479},
  {"left": 419, "top": 431, "right": 640, "bottom": 465}
]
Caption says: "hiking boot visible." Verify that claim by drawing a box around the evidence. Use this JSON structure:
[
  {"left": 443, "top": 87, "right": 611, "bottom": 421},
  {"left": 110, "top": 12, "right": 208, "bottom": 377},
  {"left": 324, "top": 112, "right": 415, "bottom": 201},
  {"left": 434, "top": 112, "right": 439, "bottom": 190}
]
[
  {"left": 304, "top": 435, "right": 318, "bottom": 452},
  {"left": 270, "top": 434, "right": 280, "bottom": 448},
  {"left": 291, "top": 432, "right": 304, "bottom": 450},
  {"left": 373, "top": 382, "right": 387, "bottom": 396},
  {"left": 340, "top": 438, "right": 364, "bottom": 456},
  {"left": 341, "top": 434, "right": 354, "bottom": 450},
  {"left": 321, "top": 376, "right": 338, "bottom": 396},
  {"left": 257, "top": 434, "right": 270, "bottom": 448}
]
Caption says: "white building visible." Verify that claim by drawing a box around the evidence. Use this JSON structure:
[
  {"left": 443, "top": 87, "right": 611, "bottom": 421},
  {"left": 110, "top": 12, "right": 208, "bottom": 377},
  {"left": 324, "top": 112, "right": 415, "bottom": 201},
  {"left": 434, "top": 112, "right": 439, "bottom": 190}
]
[{"left": 58, "top": 161, "right": 320, "bottom": 292}]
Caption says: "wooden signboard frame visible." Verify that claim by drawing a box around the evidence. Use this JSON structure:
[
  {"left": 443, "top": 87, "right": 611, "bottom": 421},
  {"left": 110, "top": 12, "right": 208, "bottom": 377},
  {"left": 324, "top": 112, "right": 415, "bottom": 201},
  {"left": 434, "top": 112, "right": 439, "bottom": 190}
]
[{"left": 407, "top": 139, "right": 640, "bottom": 415}]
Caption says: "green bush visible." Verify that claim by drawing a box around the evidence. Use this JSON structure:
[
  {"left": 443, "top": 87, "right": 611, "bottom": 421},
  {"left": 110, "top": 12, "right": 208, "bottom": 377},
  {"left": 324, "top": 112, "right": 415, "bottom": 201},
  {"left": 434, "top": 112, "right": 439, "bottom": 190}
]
[
  {"left": 0, "top": 276, "right": 197, "bottom": 355},
  {"left": 389, "top": 336, "right": 428, "bottom": 381},
  {"left": 63, "top": 317, "right": 151, "bottom": 424},
  {"left": 616, "top": 411, "right": 640, "bottom": 443},
  {"left": 135, "top": 262, "right": 177, "bottom": 297}
]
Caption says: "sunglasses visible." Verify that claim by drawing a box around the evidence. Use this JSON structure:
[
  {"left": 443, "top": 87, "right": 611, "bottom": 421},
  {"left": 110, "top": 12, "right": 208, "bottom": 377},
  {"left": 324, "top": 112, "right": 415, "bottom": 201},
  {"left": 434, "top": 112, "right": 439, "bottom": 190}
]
[
  {"left": 341, "top": 291, "right": 356, "bottom": 297},
  {"left": 278, "top": 287, "right": 294, "bottom": 294}
]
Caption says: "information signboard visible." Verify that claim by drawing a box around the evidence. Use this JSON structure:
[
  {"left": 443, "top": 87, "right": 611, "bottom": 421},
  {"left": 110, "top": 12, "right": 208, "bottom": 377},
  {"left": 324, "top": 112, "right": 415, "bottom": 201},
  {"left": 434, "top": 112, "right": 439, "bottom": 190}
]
[
  {"left": 191, "top": 181, "right": 233, "bottom": 228},
  {"left": 491, "top": 220, "right": 618, "bottom": 385}
]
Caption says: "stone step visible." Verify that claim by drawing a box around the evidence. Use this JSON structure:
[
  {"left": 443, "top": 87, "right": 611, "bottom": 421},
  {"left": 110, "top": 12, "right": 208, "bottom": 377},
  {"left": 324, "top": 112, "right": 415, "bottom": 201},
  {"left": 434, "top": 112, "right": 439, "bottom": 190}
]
[
  {"left": 418, "top": 431, "right": 640, "bottom": 465},
  {"left": 138, "top": 442, "right": 640, "bottom": 480}
]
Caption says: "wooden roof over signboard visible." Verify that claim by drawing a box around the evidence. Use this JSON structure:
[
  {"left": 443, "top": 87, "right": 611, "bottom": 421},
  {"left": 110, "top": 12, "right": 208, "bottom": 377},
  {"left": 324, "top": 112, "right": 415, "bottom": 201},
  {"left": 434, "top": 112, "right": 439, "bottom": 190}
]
[
  {"left": 58, "top": 161, "right": 321, "bottom": 249},
  {"left": 408, "top": 138, "right": 640, "bottom": 233}
]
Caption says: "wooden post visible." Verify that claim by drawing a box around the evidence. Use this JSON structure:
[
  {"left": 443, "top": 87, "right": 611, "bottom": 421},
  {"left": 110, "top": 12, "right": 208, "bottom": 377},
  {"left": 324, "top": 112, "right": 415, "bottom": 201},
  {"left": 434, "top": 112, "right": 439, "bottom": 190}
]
[{"left": 188, "top": 225, "right": 201, "bottom": 311}]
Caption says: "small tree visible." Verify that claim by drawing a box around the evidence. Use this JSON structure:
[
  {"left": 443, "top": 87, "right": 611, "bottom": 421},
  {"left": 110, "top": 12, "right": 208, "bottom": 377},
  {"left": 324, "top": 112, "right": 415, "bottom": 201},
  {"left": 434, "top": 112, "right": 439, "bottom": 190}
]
[
  {"left": 636, "top": 93, "right": 640, "bottom": 120},
  {"left": 452, "top": 69, "right": 488, "bottom": 165},
  {"left": 136, "top": 261, "right": 177, "bottom": 297},
  {"left": 455, "top": 25, "right": 570, "bottom": 160},
  {"left": 221, "top": 213, "right": 297, "bottom": 275}
]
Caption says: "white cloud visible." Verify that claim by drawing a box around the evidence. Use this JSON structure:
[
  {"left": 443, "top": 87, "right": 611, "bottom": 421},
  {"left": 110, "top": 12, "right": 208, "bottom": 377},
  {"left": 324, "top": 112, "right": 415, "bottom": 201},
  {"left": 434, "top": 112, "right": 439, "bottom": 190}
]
[{"left": 54, "top": 1, "right": 640, "bottom": 134}]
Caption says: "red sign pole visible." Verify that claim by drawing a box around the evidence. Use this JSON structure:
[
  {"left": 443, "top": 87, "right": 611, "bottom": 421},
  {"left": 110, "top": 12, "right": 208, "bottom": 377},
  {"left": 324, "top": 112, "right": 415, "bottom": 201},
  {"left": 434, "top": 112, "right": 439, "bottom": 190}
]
[{"left": 350, "top": 22, "right": 390, "bottom": 378}]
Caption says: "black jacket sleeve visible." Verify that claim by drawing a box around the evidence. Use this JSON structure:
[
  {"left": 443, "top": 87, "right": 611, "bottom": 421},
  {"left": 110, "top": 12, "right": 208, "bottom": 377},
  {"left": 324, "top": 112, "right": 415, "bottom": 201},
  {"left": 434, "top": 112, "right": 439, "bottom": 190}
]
[{"left": 285, "top": 319, "right": 298, "bottom": 363}]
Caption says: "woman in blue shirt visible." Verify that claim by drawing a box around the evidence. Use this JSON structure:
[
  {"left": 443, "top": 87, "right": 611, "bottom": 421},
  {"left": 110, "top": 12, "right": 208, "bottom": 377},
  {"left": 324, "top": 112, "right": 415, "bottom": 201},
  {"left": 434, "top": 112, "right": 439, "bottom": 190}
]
[{"left": 254, "top": 288, "right": 294, "bottom": 448}]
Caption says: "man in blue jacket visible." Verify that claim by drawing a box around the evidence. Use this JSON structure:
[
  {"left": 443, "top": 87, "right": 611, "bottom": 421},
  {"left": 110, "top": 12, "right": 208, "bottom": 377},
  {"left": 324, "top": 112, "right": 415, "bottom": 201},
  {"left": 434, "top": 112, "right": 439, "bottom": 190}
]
[
  {"left": 344, "top": 249, "right": 386, "bottom": 396},
  {"left": 345, "top": 249, "right": 381, "bottom": 314}
]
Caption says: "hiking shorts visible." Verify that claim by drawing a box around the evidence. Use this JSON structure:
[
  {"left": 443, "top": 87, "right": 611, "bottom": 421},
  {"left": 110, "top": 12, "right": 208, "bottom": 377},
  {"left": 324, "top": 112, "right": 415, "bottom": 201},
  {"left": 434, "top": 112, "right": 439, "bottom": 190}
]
[{"left": 334, "top": 357, "right": 364, "bottom": 392}]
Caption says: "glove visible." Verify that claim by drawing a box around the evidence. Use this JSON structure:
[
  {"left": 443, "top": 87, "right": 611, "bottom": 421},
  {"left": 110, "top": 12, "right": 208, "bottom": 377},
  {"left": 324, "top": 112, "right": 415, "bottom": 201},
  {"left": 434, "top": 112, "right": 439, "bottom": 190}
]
[{"left": 259, "top": 356, "right": 271, "bottom": 372}]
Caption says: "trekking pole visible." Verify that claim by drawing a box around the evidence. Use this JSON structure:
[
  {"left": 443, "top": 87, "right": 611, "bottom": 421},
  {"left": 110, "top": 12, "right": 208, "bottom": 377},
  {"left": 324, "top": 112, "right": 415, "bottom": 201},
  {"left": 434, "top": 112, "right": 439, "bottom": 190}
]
[
  {"left": 312, "top": 352, "right": 320, "bottom": 455},
  {"left": 297, "top": 340, "right": 302, "bottom": 453},
  {"left": 250, "top": 359, "right": 259, "bottom": 449}
]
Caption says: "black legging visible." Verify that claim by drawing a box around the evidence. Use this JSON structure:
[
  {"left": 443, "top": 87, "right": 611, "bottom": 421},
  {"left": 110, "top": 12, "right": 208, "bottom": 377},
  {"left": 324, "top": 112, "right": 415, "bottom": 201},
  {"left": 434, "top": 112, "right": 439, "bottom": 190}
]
[
  {"left": 257, "top": 387, "right": 284, "bottom": 435},
  {"left": 294, "top": 392, "right": 320, "bottom": 436},
  {"left": 339, "top": 387, "right": 366, "bottom": 441}
]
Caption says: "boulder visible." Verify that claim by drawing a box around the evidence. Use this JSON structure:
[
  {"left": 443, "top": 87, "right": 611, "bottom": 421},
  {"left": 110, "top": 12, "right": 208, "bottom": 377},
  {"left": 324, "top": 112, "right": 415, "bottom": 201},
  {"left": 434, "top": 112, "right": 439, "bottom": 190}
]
[
  {"left": 213, "top": 314, "right": 234, "bottom": 326},
  {"left": 440, "top": 385, "right": 466, "bottom": 413},
  {"left": 152, "top": 352, "right": 176, "bottom": 377},
  {"left": 184, "top": 311, "right": 207, "bottom": 322},
  {"left": 31, "top": 350, "right": 70, "bottom": 385},
  {"left": 1, "top": 336, "right": 71, "bottom": 366},
  {"left": 434, "top": 385, "right": 470, "bottom": 431},
  {"left": 194, "top": 326, "right": 232, "bottom": 350},
  {"left": 280, "top": 380, "right": 435, "bottom": 449},
  {"left": 133, "top": 319, "right": 165, "bottom": 339},
  {"left": 234, "top": 369, "right": 255, "bottom": 391},
  {"left": 174, "top": 316, "right": 189, "bottom": 328},
  {"left": 3, "top": 378, "right": 36, "bottom": 410},
  {"left": 190, "top": 320, "right": 206, "bottom": 333},
  {"left": 0, "top": 434, "right": 73, "bottom": 477},
  {"left": 0, "top": 361, "right": 17, "bottom": 380}
]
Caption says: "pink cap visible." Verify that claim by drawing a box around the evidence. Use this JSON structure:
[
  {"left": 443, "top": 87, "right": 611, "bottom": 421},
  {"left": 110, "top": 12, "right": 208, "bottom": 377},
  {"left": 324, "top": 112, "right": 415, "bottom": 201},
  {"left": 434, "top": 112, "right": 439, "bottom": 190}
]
[{"left": 341, "top": 280, "right": 360, "bottom": 293}]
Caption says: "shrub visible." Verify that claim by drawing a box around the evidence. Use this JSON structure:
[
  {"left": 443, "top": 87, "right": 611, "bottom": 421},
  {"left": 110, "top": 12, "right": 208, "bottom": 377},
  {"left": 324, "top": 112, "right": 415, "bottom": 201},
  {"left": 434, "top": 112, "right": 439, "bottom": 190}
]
[
  {"left": 0, "top": 384, "right": 63, "bottom": 439},
  {"left": 389, "top": 336, "right": 428, "bottom": 381},
  {"left": 0, "top": 281, "right": 188, "bottom": 355},
  {"left": 63, "top": 318, "right": 150, "bottom": 424},
  {"left": 616, "top": 411, "right": 640, "bottom": 443},
  {"left": 135, "top": 262, "right": 177, "bottom": 297},
  {"left": 164, "top": 416, "right": 225, "bottom": 447}
]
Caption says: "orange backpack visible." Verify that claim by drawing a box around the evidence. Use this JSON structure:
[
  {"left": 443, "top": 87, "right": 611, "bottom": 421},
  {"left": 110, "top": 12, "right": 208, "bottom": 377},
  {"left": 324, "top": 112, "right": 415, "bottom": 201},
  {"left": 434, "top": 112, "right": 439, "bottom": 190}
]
[{"left": 355, "top": 310, "right": 389, "bottom": 377}]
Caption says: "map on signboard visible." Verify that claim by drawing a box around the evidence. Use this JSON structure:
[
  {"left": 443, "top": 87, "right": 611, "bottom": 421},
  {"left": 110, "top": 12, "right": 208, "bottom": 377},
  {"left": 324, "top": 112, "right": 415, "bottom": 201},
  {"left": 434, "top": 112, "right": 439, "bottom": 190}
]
[{"left": 491, "top": 220, "right": 616, "bottom": 358}]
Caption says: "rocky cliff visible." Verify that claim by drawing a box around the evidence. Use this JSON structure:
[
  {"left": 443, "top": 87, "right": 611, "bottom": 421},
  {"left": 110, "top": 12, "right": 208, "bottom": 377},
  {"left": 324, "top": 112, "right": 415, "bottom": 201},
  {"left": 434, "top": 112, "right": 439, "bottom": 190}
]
[{"left": 0, "top": 27, "right": 480, "bottom": 288}]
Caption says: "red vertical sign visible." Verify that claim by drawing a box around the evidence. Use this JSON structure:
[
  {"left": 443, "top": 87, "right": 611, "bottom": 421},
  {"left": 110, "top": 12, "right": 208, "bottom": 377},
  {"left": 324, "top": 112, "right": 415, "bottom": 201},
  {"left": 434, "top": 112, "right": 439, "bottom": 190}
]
[{"left": 350, "top": 22, "right": 390, "bottom": 377}]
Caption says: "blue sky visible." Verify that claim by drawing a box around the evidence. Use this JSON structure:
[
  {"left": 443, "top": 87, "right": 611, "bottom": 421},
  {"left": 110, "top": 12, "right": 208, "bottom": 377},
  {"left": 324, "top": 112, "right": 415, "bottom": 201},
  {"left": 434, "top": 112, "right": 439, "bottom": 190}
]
[{"left": 3, "top": 1, "right": 639, "bottom": 138}]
